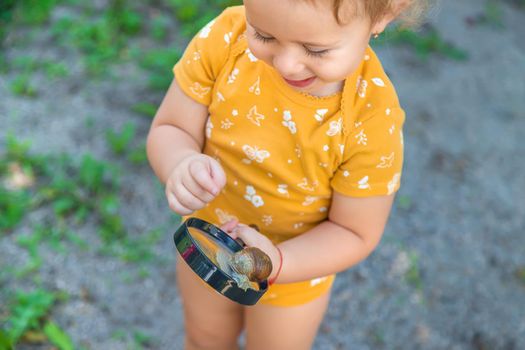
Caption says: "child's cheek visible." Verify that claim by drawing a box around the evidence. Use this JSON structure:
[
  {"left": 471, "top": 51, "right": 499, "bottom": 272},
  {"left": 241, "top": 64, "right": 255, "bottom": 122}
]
[{"left": 321, "top": 56, "right": 362, "bottom": 82}]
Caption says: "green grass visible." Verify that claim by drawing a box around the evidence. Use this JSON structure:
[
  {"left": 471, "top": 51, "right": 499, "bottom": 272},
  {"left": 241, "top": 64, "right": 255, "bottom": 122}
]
[
  {"left": 1, "top": 134, "right": 120, "bottom": 242},
  {"left": 0, "top": 289, "right": 62, "bottom": 348},
  {"left": 131, "top": 102, "right": 158, "bottom": 119},
  {"left": 405, "top": 251, "right": 423, "bottom": 292},
  {"left": 0, "top": 131, "right": 166, "bottom": 346},
  {"left": 106, "top": 122, "right": 136, "bottom": 156},
  {"left": 10, "top": 75, "right": 37, "bottom": 97},
  {"left": 375, "top": 25, "right": 469, "bottom": 61},
  {"left": 516, "top": 267, "right": 525, "bottom": 286}
]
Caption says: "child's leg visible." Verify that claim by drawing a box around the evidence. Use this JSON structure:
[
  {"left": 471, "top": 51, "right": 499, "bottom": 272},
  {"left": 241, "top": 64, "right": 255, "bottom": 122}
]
[
  {"left": 176, "top": 256, "right": 244, "bottom": 350},
  {"left": 243, "top": 292, "right": 331, "bottom": 350}
]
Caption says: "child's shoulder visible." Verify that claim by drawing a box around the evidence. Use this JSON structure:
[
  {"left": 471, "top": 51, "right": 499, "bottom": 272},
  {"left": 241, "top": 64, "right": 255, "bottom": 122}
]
[
  {"left": 221, "top": 5, "right": 245, "bottom": 19},
  {"left": 347, "top": 46, "right": 403, "bottom": 125},
  {"left": 210, "top": 6, "right": 247, "bottom": 39}
]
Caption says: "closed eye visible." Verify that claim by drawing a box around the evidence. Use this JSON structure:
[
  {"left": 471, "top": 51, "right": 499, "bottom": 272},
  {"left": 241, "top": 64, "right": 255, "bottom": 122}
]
[
  {"left": 253, "top": 28, "right": 330, "bottom": 58},
  {"left": 253, "top": 30, "right": 274, "bottom": 43},
  {"left": 304, "top": 47, "right": 329, "bottom": 58}
]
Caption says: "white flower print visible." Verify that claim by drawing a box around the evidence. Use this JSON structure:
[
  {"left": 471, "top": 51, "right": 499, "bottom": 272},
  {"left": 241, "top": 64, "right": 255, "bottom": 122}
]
[
  {"left": 386, "top": 108, "right": 392, "bottom": 116},
  {"left": 326, "top": 118, "right": 343, "bottom": 136},
  {"left": 205, "top": 118, "right": 213, "bottom": 139},
  {"left": 193, "top": 51, "right": 201, "bottom": 61},
  {"left": 242, "top": 145, "right": 271, "bottom": 164},
  {"left": 277, "top": 184, "right": 289, "bottom": 197},
  {"left": 295, "top": 144, "right": 302, "bottom": 158},
  {"left": 298, "top": 178, "right": 319, "bottom": 192},
  {"left": 228, "top": 68, "right": 240, "bottom": 84},
  {"left": 215, "top": 208, "right": 238, "bottom": 224},
  {"left": 249, "top": 77, "right": 261, "bottom": 95},
  {"left": 310, "top": 277, "right": 328, "bottom": 287},
  {"left": 355, "top": 129, "right": 368, "bottom": 145},
  {"left": 190, "top": 82, "right": 211, "bottom": 99},
  {"left": 244, "top": 185, "right": 264, "bottom": 207},
  {"left": 371, "top": 77, "right": 386, "bottom": 87},
  {"left": 246, "top": 106, "right": 265, "bottom": 126},
  {"left": 199, "top": 20, "right": 215, "bottom": 38},
  {"left": 388, "top": 173, "right": 401, "bottom": 195},
  {"left": 377, "top": 152, "right": 395, "bottom": 168},
  {"left": 314, "top": 109, "right": 329, "bottom": 122},
  {"left": 224, "top": 32, "right": 233, "bottom": 45},
  {"left": 282, "top": 111, "right": 297, "bottom": 134},
  {"left": 245, "top": 49, "right": 258, "bottom": 62},
  {"left": 293, "top": 222, "right": 304, "bottom": 229},
  {"left": 216, "top": 92, "right": 225, "bottom": 102},
  {"left": 357, "top": 77, "right": 368, "bottom": 98},
  {"left": 221, "top": 119, "right": 234, "bottom": 129},
  {"left": 400, "top": 130, "right": 404, "bottom": 146},
  {"left": 389, "top": 124, "right": 395, "bottom": 135},
  {"left": 358, "top": 176, "right": 370, "bottom": 190},
  {"left": 339, "top": 144, "right": 345, "bottom": 154},
  {"left": 302, "top": 196, "right": 319, "bottom": 206},
  {"left": 262, "top": 215, "right": 272, "bottom": 226}
]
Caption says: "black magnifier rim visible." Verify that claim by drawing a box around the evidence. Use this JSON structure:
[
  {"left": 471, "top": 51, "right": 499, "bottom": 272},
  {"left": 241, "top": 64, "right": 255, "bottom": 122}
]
[{"left": 173, "top": 217, "right": 268, "bottom": 306}]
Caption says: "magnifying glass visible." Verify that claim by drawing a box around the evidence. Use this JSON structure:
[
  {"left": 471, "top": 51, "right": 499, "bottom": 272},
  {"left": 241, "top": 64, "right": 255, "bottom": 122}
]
[{"left": 173, "top": 217, "right": 269, "bottom": 305}]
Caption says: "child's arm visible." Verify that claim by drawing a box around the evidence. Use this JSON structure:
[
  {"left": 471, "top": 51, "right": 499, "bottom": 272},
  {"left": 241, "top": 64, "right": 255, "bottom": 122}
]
[
  {"left": 227, "top": 192, "right": 395, "bottom": 283},
  {"left": 147, "top": 78, "right": 226, "bottom": 215},
  {"left": 275, "top": 192, "right": 395, "bottom": 283}
]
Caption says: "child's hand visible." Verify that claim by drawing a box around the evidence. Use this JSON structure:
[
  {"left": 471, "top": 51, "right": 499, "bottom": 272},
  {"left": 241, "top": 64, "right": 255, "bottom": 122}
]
[
  {"left": 221, "top": 220, "right": 282, "bottom": 283},
  {"left": 165, "top": 153, "right": 226, "bottom": 215}
]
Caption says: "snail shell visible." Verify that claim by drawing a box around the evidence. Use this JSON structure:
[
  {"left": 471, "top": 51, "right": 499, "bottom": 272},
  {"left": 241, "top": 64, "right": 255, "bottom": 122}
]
[{"left": 230, "top": 247, "right": 273, "bottom": 282}]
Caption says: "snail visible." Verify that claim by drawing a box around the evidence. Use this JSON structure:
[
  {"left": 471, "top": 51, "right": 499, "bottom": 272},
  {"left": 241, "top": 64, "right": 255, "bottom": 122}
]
[
  {"left": 216, "top": 247, "right": 273, "bottom": 291},
  {"left": 230, "top": 247, "right": 273, "bottom": 283}
]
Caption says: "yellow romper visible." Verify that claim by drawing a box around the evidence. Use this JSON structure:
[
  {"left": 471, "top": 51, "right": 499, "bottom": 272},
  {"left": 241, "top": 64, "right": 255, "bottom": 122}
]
[{"left": 174, "top": 6, "right": 405, "bottom": 307}]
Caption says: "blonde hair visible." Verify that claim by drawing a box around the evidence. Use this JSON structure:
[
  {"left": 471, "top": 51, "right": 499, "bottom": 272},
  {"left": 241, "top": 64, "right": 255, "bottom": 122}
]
[{"left": 298, "top": 0, "right": 430, "bottom": 28}]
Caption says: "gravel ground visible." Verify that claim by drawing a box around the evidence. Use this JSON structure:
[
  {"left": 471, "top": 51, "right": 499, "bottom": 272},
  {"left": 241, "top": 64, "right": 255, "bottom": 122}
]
[{"left": 1, "top": 0, "right": 524, "bottom": 349}]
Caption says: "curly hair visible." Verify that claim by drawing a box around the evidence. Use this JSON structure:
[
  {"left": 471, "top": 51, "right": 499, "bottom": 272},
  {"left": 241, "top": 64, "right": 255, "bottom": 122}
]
[{"left": 297, "top": 0, "right": 431, "bottom": 28}]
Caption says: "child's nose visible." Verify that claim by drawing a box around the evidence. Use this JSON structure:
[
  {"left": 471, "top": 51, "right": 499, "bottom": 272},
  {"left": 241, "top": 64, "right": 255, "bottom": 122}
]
[{"left": 272, "top": 49, "right": 305, "bottom": 78}]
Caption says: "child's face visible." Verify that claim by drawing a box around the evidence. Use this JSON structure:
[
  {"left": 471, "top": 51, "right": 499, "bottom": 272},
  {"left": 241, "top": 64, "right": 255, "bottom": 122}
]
[{"left": 244, "top": 0, "right": 387, "bottom": 96}]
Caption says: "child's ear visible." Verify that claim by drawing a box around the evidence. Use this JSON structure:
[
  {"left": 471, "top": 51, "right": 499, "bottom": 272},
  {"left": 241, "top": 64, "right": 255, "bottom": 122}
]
[{"left": 371, "top": 0, "right": 412, "bottom": 35}]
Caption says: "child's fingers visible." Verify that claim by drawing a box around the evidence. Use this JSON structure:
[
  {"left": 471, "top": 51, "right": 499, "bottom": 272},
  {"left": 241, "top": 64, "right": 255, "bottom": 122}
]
[
  {"left": 166, "top": 191, "right": 193, "bottom": 216},
  {"left": 230, "top": 224, "right": 260, "bottom": 247},
  {"left": 220, "top": 219, "right": 239, "bottom": 235},
  {"left": 182, "top": 172, "right": 215, "bottom": 203},
  {"left": 208, "top": 158, "right": 227, "bottom": 192},
  {"left": 166, "top": 181, "right": 207, "bottom": 215},
  {"left": 189, "top": 161, "right": 220, "bottom": 196}
]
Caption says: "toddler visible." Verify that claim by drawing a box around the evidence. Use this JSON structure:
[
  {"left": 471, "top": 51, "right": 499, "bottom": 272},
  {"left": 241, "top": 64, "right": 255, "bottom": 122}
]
[{"left": 147, "top": 0, "right": 427, "bottom": 349}]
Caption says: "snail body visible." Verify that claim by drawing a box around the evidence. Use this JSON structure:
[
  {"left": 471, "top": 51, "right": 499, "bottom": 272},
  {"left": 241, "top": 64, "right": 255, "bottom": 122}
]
[{"left": 230, "top": 247, "right": 273, "bottom": 283}]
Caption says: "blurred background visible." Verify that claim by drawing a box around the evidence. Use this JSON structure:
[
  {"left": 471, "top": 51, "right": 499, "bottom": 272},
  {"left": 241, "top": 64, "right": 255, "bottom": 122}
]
[{"left": 1, "top": 0, "right": 524, "bottom": 349}]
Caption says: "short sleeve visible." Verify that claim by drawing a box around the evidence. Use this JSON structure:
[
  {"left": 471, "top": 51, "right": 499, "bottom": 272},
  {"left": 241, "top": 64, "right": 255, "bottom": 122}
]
[
  {"left": 331, "top": 107, "right": 405, "bottom": 197},
  {"left": 173, "top": 7, "right": 244, "bottom": 106}
]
